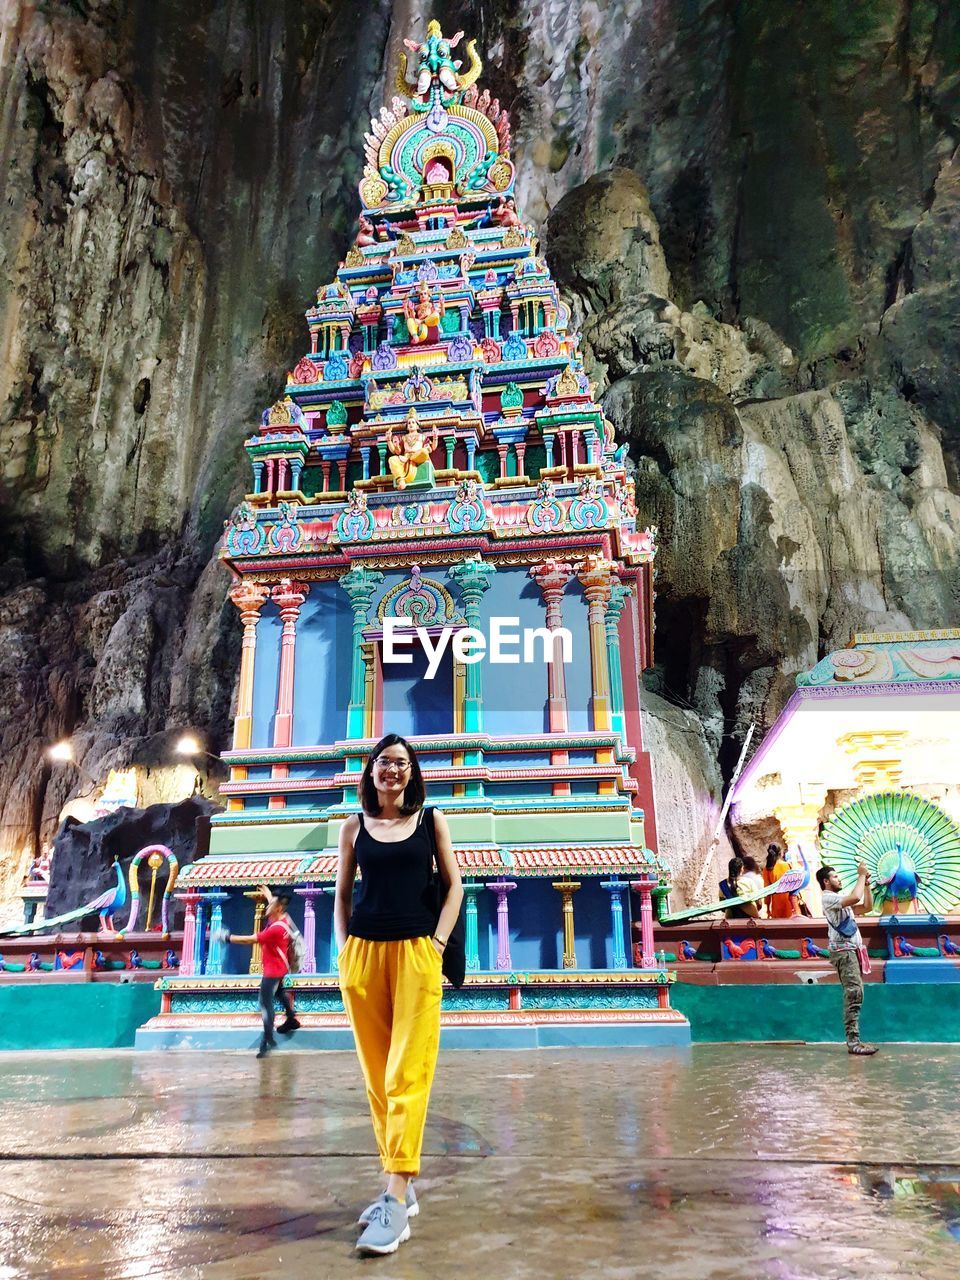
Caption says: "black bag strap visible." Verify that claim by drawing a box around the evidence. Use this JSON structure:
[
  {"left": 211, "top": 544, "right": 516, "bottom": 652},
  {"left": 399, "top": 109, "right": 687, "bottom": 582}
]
[{"left": 423, "top": 805, "right": 438, "bottom": 867}]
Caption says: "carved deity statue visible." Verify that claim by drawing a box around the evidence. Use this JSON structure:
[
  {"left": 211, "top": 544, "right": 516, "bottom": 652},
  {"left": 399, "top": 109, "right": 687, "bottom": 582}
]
[
  {"left": 403, "top": 281, "right": 445, "bottom": 345},
  {"left": 403, "top": 22, "right": 465, "bottom": 95},
  {"left": 386, "top": 407, "right": 439, "bottom": 490},
  {"left": 356, "top": 214, "right": 377, "bottom": 246}
]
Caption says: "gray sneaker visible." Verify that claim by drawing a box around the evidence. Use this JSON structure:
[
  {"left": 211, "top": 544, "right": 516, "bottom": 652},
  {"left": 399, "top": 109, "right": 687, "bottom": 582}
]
[
  {"left": 355, "top": 1195, "right": 410, "bottom": 1255},
  {"left": 358, "top": 1183, "right": 418, "bottom": 1225}
]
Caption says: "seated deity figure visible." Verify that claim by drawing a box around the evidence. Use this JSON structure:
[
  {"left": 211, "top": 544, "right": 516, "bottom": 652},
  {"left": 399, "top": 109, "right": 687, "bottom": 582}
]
[
  {"left": 491, "top": 196, "right": 520, "bottom": 227},
  {"left": 386, "top": 408, "right": 439, "bottom": 490},
  {"left": 356, "top": 214, "right": 377, "bottom": 246},
  {"left": 425, "top": 157, "right": 452, "bottom": 185},
  {"left": 403, "top": 282, "right": 445, "bottom": 344}
]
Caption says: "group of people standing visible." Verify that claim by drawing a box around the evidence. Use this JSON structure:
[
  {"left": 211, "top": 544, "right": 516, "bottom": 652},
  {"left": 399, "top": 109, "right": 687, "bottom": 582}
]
[{"left": 719, "top": 844, "right": 811, "bottom": 920}]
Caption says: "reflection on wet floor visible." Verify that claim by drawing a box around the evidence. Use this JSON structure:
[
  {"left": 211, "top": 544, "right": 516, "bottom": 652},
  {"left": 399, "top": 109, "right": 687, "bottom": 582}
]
[{"left": 0, "top": 1044, "right": 957, "bottom": 1279}]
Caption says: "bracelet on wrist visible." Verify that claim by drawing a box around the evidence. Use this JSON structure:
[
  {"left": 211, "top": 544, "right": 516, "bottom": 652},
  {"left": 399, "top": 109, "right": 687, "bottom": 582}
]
[{"left": 433, "top": 934, "right": 447, "bottom": 949}]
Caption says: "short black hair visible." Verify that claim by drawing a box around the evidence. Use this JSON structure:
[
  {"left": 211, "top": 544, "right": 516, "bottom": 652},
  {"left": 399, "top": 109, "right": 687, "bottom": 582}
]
[
  {"left": 815, "top": 866, "right": 834, "bottom": 891},
  {"left": 359, "top": 733, "right": 426, "bottom": 816},
  {"left": 269, "top": 891, "right": 290, "bottom": 911}
]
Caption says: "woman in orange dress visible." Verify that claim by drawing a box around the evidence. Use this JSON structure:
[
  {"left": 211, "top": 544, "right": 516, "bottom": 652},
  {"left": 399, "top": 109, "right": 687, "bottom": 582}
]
[{"left": 764, "top": 843, "right": 800, "bottom": 918}]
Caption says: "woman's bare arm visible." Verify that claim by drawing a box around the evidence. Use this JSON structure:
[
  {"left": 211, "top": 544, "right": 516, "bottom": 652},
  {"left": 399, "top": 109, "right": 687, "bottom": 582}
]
[
  {"left": 432, "top": 809, "right": 463, "bottom": 945},
  {"left": 334, "top": 815, "right": 360, "bottom": 950}
]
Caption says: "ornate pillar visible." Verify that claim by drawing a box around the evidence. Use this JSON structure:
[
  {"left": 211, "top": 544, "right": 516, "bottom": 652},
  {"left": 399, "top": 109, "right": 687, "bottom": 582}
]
[
  {"left": 530, "top": 560, "right": 574, "bottom": 797},
  {"left": 360, "top": 445, "right": 372, "bottom": 480},
  {"left": 245, "top": 891, "right": 266, "bottom": 975},
  {"left": 193, "top": 896, "right": 208, "bottom": 974},
  {"left": 204, "top": 891, "right": 229, "bottom": 976},
  {"left": 462, "top": 882, "right": 482, "bottom": 971},
  {"left": 294, "top": 884, "right": 324, "bottom": 975},
  {"left": 601, "top": 879, "right": 629, "bottom": 970},
  {"left": 630, "top": 876, "right": 658, "bottom": 968},
  {"left": 576, "top": 557, "right": 613, "bottom": 733},
  {"left": 362, "top": 643, "right": 376, "bottom": 739},
  {"left": 552, "top": 880, "right": 581, "bottom": 969},
  {"left": 444, "top": 435, "right": 456, "bottom": 469},
  {"left": 543, "top": 433, "right": 555, "bottom": 469},
  {"left": 448, "top": 556, "right": 496, "bottom": 735},
  {"left": 228, "top": 582, "right": 271, "bottom": 751},
  {"left": 529, "top": 561, "right": 573, "bottom": 734},
  {"left": 270, "top": 579, "right": 309, "bottom": 750},
  {"left": 176, "top": 892, "right": 199, "bottom": 977},
  {"left": 327, "top": 887, "right": 339, "bottom": 972},
  {"left": 604, "top": 581, "right": 632, "bottom": 744},
  {"left": 340, "top": 565, "right": 384, "bottom": 740},
  {"left": 252, "top": 460, "right": 264, "bottom": 494},
  {"left": 487, "top": 880, "right": 516, "bottom": 971},
  {"left": 838, "top": 730, "right": 907, "bottom": 793}
]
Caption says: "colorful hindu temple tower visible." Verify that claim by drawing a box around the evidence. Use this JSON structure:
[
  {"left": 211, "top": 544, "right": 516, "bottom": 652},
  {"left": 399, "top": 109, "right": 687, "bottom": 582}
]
[{"left": 139, "top": 23, "right": 689, "bottom": 1048}]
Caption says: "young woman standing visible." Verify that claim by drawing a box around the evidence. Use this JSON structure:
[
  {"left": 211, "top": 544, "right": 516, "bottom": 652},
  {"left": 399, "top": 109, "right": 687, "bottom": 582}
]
[{"left": 335, "top": 733, "right": 463, "bottom": 1256}]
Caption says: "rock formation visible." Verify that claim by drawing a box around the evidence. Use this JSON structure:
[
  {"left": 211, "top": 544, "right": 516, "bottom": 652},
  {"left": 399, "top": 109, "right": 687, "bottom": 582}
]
[
  {"left": 1, "top": 1, "right": 957, "bottom": 905},
  {"left": 45, "top": 795, "right": 219, "bottom": 930}
]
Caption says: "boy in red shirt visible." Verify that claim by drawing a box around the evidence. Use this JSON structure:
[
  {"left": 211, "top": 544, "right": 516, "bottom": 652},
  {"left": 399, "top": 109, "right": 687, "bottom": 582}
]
[{"left": 227, "top": 884, "right": 300, "bottom": 1058}]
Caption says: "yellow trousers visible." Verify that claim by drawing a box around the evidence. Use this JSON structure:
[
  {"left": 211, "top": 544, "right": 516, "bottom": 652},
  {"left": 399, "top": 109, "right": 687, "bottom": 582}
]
[{"left": 339, "top": 936, "right": 442, "bottom": 1175}]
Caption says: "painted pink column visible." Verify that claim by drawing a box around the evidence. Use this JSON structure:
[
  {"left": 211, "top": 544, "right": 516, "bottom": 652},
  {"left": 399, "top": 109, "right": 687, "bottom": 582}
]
[
  {"left": 228, "top": 582, "right": 271, "bottom": 751},
  {"left": 176, "top": 892, "right": 200, "bottom": 976},
  {"left": 529, "top": 560, "right": 574, "bottom": 797},
  {"left": 294, "top": 885, "right": 323, "bottom": 975},
  {"left": 576, "top": 555, "right": 613, "bottom": 736},
  {"left": 487, "top": 880, "right": 516, "bottom": 970},
  {"left": 631, "top": 876, "right": 657, "bottom": 968},
  {"left": 529, "top": 561, "right": 574, "bottom": 732},
  {"left": 270, "top": 579, "right": 310, "bottom": 749}
]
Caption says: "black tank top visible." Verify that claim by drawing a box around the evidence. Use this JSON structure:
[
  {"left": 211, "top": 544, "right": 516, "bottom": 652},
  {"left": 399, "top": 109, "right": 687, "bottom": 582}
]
[{"left": 347, "top": 808, "right": 437, "bottom": 941}]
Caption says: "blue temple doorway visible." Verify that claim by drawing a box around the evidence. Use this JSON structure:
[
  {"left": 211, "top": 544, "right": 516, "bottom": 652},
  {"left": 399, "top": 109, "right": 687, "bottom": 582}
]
[{"left": 379, "top": 638, "right": 455, "bottom": 737}]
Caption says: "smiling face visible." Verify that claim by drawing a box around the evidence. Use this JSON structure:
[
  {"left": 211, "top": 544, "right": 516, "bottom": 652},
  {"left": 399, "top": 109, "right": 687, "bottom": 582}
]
[{"left": 372, "top": 745, "right": 412, "bottom": 797}]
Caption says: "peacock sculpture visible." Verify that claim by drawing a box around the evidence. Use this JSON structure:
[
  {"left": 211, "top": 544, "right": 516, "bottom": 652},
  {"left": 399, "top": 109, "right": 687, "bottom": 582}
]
[
  {"left": 3, "top": 859, "right": 127, "bottom": 937},
  {"left": 820, "top": 792, "right": 960, "bottom": 916}
]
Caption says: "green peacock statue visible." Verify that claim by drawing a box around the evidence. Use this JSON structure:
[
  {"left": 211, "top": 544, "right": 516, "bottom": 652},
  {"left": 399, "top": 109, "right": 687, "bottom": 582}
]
[{"left": 820, "top": 792, "right": 960, "bottom": 915}]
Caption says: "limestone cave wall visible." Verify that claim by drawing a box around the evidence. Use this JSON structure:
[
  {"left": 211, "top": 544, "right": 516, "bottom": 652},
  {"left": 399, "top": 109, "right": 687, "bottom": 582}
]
[{"left": 1, "top": 0, "right": 958, "bottom": 912}]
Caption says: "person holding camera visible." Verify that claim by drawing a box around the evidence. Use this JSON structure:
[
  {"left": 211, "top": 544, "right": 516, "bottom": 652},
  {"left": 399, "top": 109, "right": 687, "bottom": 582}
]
[{"left": 815, "top": 861, "right": 877, "bottom": 1055}]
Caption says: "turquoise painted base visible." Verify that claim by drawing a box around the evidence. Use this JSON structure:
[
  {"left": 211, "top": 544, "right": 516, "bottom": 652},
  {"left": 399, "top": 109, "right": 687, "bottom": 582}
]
[
  {"left": 883, "top": 959, "right": 960, "bottom": 983},
  {"left": 134, "top": 1021, "right": 691, "bottom": 1052}
]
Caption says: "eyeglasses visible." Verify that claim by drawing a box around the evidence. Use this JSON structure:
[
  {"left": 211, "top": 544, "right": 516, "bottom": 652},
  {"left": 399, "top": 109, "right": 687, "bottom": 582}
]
[{"left": 373, "top": 757, "right": 411, "bottom": 773}]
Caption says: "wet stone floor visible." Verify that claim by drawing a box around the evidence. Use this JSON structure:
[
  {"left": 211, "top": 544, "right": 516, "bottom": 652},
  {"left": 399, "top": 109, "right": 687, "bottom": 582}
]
[{"left": 0, "top": 1045, "right": 958, "bottom": 1279}]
